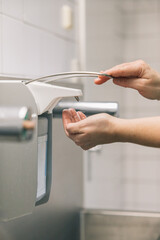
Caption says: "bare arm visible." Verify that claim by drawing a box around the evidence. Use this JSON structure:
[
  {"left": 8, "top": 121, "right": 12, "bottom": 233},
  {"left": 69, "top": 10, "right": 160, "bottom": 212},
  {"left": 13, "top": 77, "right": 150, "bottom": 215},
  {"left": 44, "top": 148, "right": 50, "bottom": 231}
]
[
  {"left": 116, "top": 117, "right": 160, "bottom": 148},
  {"left": 62, "top": 109, "right": 160, "bottom": 150},
  {"left": 62, "top": 60, "right": 160, "bottom": 150}
]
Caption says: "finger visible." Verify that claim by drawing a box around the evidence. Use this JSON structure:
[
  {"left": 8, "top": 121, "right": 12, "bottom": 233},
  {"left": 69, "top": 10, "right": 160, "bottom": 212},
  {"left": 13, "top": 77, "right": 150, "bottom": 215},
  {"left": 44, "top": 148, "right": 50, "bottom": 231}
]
[
  {"left": 71, "top": 134, "right": 91, "bottom": 148},
  {"left": 113, "top": 77, "right": 144, "bottom": 90},
  {"left": 107, "top": 62, "right": 131, "bottom": 71},
  {"left": 81, "top": 143, "right": 95, "bottom": 151},
  {"left": 106, "top": 60, "right": 146, "bottom": 78},
  {"left": 66, "top": 122, "right": 83, "bottom": 134},
  {"left": 94, "top": 65, "right": 134, "bottom": 85},
  {"left": 69, "top": 108, "right": 81, "bottom": 122},
  {"left": 62, "top": 109, "right": 73, "bottom": 134},
  {"left": 94, "top": 77, "right": 110, "bottom": 85},
  {"left": 77, "top": 111, "right": 86, "bottom": 120}
]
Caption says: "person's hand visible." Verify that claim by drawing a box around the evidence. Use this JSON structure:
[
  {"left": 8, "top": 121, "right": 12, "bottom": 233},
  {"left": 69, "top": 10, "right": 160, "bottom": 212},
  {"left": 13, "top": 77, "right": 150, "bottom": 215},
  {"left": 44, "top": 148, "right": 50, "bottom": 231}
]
[
  {"left": 62, "top": 108, "right": 160, "bottom": 149},
  {"left": 62, "top": 108, "right": 118, "bottom": 150},
  {"left": 95, "top": 60, "right": 160, "bottom": 100}
]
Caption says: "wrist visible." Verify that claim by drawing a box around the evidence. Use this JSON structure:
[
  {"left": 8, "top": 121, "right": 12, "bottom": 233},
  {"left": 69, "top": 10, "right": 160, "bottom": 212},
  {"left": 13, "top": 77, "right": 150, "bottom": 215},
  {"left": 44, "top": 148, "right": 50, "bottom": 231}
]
[
  {"left": 150, "top": 70, "right": 160, "bottom": 100},
  {"left": 103, "top": 115, "right": 129, "bottom": 143},
  {"left": 113, "top": 118, "right": 129, "bottom": 143}
]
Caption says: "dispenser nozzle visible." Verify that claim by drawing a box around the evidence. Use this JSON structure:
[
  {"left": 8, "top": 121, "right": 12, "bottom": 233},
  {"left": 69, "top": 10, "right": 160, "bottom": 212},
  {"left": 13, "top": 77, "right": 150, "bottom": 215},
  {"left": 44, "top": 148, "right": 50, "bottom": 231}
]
[{"left": 74, "top": 96, "right": 80, "bottom": 102}]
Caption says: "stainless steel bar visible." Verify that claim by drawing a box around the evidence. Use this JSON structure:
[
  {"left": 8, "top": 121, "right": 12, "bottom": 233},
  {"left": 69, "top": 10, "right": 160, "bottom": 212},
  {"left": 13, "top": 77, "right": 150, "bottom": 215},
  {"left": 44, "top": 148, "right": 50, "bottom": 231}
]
[
  {"left": 36, "top": 74, "right": 102, "bottom": 83},
  {"left": 25, "top": 71, "right": 112, "bottom": 85},
  {"left": 53, "top": 101, "right": 119, "bottom": 118}
]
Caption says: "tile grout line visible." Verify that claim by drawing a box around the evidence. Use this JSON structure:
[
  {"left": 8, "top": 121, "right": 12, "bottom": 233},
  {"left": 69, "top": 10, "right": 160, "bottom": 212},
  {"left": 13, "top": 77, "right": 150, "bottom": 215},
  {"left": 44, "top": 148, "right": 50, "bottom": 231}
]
[{"left": 1, "top": 12, "right": 77, "bottom": 44}]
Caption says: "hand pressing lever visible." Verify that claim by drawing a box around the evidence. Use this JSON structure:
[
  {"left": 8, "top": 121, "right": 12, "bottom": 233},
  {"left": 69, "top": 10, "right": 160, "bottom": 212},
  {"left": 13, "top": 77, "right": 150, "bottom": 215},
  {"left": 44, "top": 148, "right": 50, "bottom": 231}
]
[{"left": 95, "top": 59, "right": 160, "bottom": 100}]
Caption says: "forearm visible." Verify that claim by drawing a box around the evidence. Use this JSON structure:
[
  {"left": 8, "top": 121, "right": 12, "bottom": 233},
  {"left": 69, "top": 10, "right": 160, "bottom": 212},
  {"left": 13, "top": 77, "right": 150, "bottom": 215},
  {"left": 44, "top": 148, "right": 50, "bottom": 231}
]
[
  {"left": 115, "top": 117, "right": 160, "bottom": 147},
  {"left": 62, "top": 110, "right": 160, "bottom": 150}
]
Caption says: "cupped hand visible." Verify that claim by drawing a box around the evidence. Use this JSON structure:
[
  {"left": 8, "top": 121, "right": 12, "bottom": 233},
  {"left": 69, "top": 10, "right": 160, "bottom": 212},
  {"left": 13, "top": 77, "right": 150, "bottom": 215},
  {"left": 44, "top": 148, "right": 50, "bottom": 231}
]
[
  {"left": 62, "top": 108, "right": 118, "bottom": 150},
  {"left": 95, "top": 60, "right": 160, "bottom": 100},
  {"left": 62, "top": 108, "right": 86, "bottom": 136}
]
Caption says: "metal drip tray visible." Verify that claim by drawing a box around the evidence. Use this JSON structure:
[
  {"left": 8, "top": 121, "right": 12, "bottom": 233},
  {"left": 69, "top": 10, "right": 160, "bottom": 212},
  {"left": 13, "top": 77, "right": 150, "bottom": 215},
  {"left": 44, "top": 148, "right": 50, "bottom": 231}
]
[{"left": 81, "top": 209, "right": 160, "bottom": 240}]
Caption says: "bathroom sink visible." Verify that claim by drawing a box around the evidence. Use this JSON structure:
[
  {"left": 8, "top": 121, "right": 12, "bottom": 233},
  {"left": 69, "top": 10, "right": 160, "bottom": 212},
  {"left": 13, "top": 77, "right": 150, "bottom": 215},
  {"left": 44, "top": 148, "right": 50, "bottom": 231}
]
[{"left": 81, "top": 209, "right": 160, "bottom": 240}]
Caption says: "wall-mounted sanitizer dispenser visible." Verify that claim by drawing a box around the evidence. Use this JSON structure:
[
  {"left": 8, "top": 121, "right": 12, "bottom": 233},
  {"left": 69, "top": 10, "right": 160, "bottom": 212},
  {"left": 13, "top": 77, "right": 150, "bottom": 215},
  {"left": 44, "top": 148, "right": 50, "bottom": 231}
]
[{"left": 0, "top": 80, "right": 82, "bottom": 221}]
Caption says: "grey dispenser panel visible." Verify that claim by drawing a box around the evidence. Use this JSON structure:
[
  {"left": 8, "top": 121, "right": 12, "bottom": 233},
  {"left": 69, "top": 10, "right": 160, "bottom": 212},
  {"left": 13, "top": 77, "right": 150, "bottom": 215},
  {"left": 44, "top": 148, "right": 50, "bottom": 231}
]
[
  {"left": 0, "top": 82, "right": 53, "bottom": 221},
  {"left": 0, "top": 80, "right": 81, "bottom": 221},
  {"left": 0, "top": 81, "right": 38, "bottom": 221}
]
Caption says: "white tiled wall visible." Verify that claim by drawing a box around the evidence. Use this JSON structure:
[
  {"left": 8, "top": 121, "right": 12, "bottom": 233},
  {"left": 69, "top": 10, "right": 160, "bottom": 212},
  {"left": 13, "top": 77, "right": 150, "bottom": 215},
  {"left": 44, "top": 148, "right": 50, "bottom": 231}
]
[
  {"left": 82, "top": 0, "right": 125, "bottom": 210},
  {"left": 0, "top": 0, "right": 77, "bottom": 77},
  {"left": 121, "top": 0, "right": 160, "bottom": 212},
  {"left": 82, "top": 0, "right": 160, "bottom": 212},
  {"left": 2, "top": 0, "right": 24, "bottom": 20},
  {"left": 0, "top": 14, "right": 2, "bottom": 73}
]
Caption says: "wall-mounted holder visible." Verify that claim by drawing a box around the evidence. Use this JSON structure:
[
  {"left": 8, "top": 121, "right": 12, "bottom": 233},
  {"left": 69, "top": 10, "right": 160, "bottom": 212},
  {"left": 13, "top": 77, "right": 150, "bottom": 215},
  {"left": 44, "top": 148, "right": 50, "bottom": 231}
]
[
  {"left": 0, "top": 79, "right": 119, "bottom": 222},
  {"left": 0, "top": 80, "right": 82, "bottom": 222}
]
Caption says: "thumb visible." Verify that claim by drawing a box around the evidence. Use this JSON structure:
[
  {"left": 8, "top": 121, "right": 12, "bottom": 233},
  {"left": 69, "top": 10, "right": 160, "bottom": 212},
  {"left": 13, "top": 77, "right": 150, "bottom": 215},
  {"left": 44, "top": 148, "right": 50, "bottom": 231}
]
[
  {"left": 77, "top": 111, "right": 86, "bottom": 120},
  {"left": 66, "top": 122, "right": 82, "bottom": 135},
  {"left": 62, "top": 110, "right": 72, "bottom": 130},
  {"left": 113, "top": 77, "right": 142, "bottom": 90}
]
